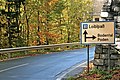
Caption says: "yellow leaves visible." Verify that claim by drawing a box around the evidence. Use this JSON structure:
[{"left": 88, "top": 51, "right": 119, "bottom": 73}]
[
  {"left": 32, "top": 40, "right": 37, "bottom": 46},
  {"left": 37, "top": 32, "right": 45, "bottom": 44},
  {"left": 45, "top": 32, "right": 60, "bottom": 38},
  {"left": 48, "top": 0, "right": 58, "bottom": 6},
  {"left": 29, "top": 24, "right": 37, "bottom": 31},
  {"left": 62, "top": 8, "right": 68, "bottom": 20},
  {"left": 38, "top": 32, "right": 60, "bottom": 39},
  {"left": 42, "top": 0, "right": 59, "bottom": 12},
  {"left": 41, "top": 17, "right": 46, "bottom": 22},
  {"left": 38, "top": 31, "right": 60, "bottom": 44}
]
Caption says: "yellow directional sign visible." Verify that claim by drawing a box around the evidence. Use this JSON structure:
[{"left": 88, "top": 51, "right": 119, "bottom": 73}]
[{"left": 81, "top": 21, "right": 115, "bottom": 44}]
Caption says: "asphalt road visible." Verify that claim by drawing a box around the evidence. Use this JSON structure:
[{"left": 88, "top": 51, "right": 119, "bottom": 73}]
[{"left": 0, "top": 47, "right": 95, "bottom": 80}]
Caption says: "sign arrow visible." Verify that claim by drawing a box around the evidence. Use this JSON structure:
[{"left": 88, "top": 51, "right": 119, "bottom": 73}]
[
  {"left": 83, "top": 30, "right": 96, "bottom": 42},
  {"left": 83, "top": 30, "right": 88, "bottom": 42},
  {"left": 86, "top": 35, "right": 96, "bottom": 40}
]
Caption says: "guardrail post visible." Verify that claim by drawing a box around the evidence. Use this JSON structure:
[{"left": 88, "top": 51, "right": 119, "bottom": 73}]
[
  {"left": 8, "top": 53, "right": 11, "bottom": 60},
  {"left": 25, "top": 50, "right": 27, "bottom": 55}
]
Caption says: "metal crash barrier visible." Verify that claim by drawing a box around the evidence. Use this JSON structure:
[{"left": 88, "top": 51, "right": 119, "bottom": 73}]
[{"left": 0, "top": 42, "right": 81, "bottom": 60}]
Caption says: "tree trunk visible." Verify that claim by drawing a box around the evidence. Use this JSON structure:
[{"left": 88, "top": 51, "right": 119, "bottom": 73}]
[
  {"left": 24, "top": 4, "right": 29, "bottom": 46},
  {"left": 37, "top": 11, "right": 41, "bottom": 45},
  {"left": 45, "top": 5, "right": 49, "bottom": 45},
  {"left": 0, "top": 27, "right": 1, "bottom": 49}
]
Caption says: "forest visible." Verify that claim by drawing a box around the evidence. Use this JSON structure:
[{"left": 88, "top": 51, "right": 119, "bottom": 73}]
[{"left": 0, "top": 0, "right": 93, "bottom": 49}]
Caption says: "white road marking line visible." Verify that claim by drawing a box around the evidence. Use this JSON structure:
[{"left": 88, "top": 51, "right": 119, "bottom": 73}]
[
  {"left": 56, "top": 62, "right": 87, "bottom": 80},
  {"left": 56, "top": 59, "right": 93, "bottom": 80},
  {"left": 0, "top": 63, "right": 29, "bottom": 73}
]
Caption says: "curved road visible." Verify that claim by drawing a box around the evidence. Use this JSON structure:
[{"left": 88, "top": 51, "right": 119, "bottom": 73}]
[{"left": 0, "top": 47, "right": 95, "bottom": 80}]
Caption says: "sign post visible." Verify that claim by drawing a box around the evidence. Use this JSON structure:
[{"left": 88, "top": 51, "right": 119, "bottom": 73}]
[
  {"left": 81, "top": 21, "right": 115, "bottom": 72},
  {"left": 87, "top": 45, "right": 89, "bottom": 73},
  {"left": 108, "top": 44, "right": 111, "bottom": 71}
]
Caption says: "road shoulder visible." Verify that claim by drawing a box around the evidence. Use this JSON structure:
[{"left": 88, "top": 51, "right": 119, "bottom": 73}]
[{"left": 56, "top": 60, "right": 93, "bottom": 80}]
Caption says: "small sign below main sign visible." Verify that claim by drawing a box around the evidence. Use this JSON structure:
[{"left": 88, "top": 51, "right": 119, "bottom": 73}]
[{"left": 81, "top": 21, "right": 115, "bottom": 44}]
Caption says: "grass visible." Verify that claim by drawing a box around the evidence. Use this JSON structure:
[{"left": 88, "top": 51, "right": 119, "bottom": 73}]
[{"left": 67, "top": 66, "right": 120, "bottom": 80}]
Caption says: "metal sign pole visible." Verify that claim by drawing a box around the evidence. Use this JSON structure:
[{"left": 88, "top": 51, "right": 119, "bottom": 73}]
[
  {"left": 87, "top": 45, "right": 89, "bottom": 73},
  {"left": 108, "top": 44, "right": 111, "bottom": 71}
]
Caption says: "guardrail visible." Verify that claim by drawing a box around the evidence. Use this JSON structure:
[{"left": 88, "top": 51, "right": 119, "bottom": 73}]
[
  {"left": 0, "top": 42, "right": 80, "bottom": 53},
  {"left": 0, "top": 42, "right": 81, "bottom": 60}
]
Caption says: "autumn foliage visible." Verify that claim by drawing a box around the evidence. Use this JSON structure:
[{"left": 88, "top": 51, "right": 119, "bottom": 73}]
[{"left": 0, "top": 0, "right": 93, "bottom": 48}]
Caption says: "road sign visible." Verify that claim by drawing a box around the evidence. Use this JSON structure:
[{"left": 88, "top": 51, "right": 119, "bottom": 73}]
[{"left": 81, "top": 21, "right": 115, "bottom": 44}]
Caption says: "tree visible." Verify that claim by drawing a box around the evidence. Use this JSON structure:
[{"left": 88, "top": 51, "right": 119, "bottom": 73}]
[
  {"left": 0, "top": 0, "right": 93, "bottom": 48},
  {"left": 63, "top": 0, "right": 93, "bottom": 43}
]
